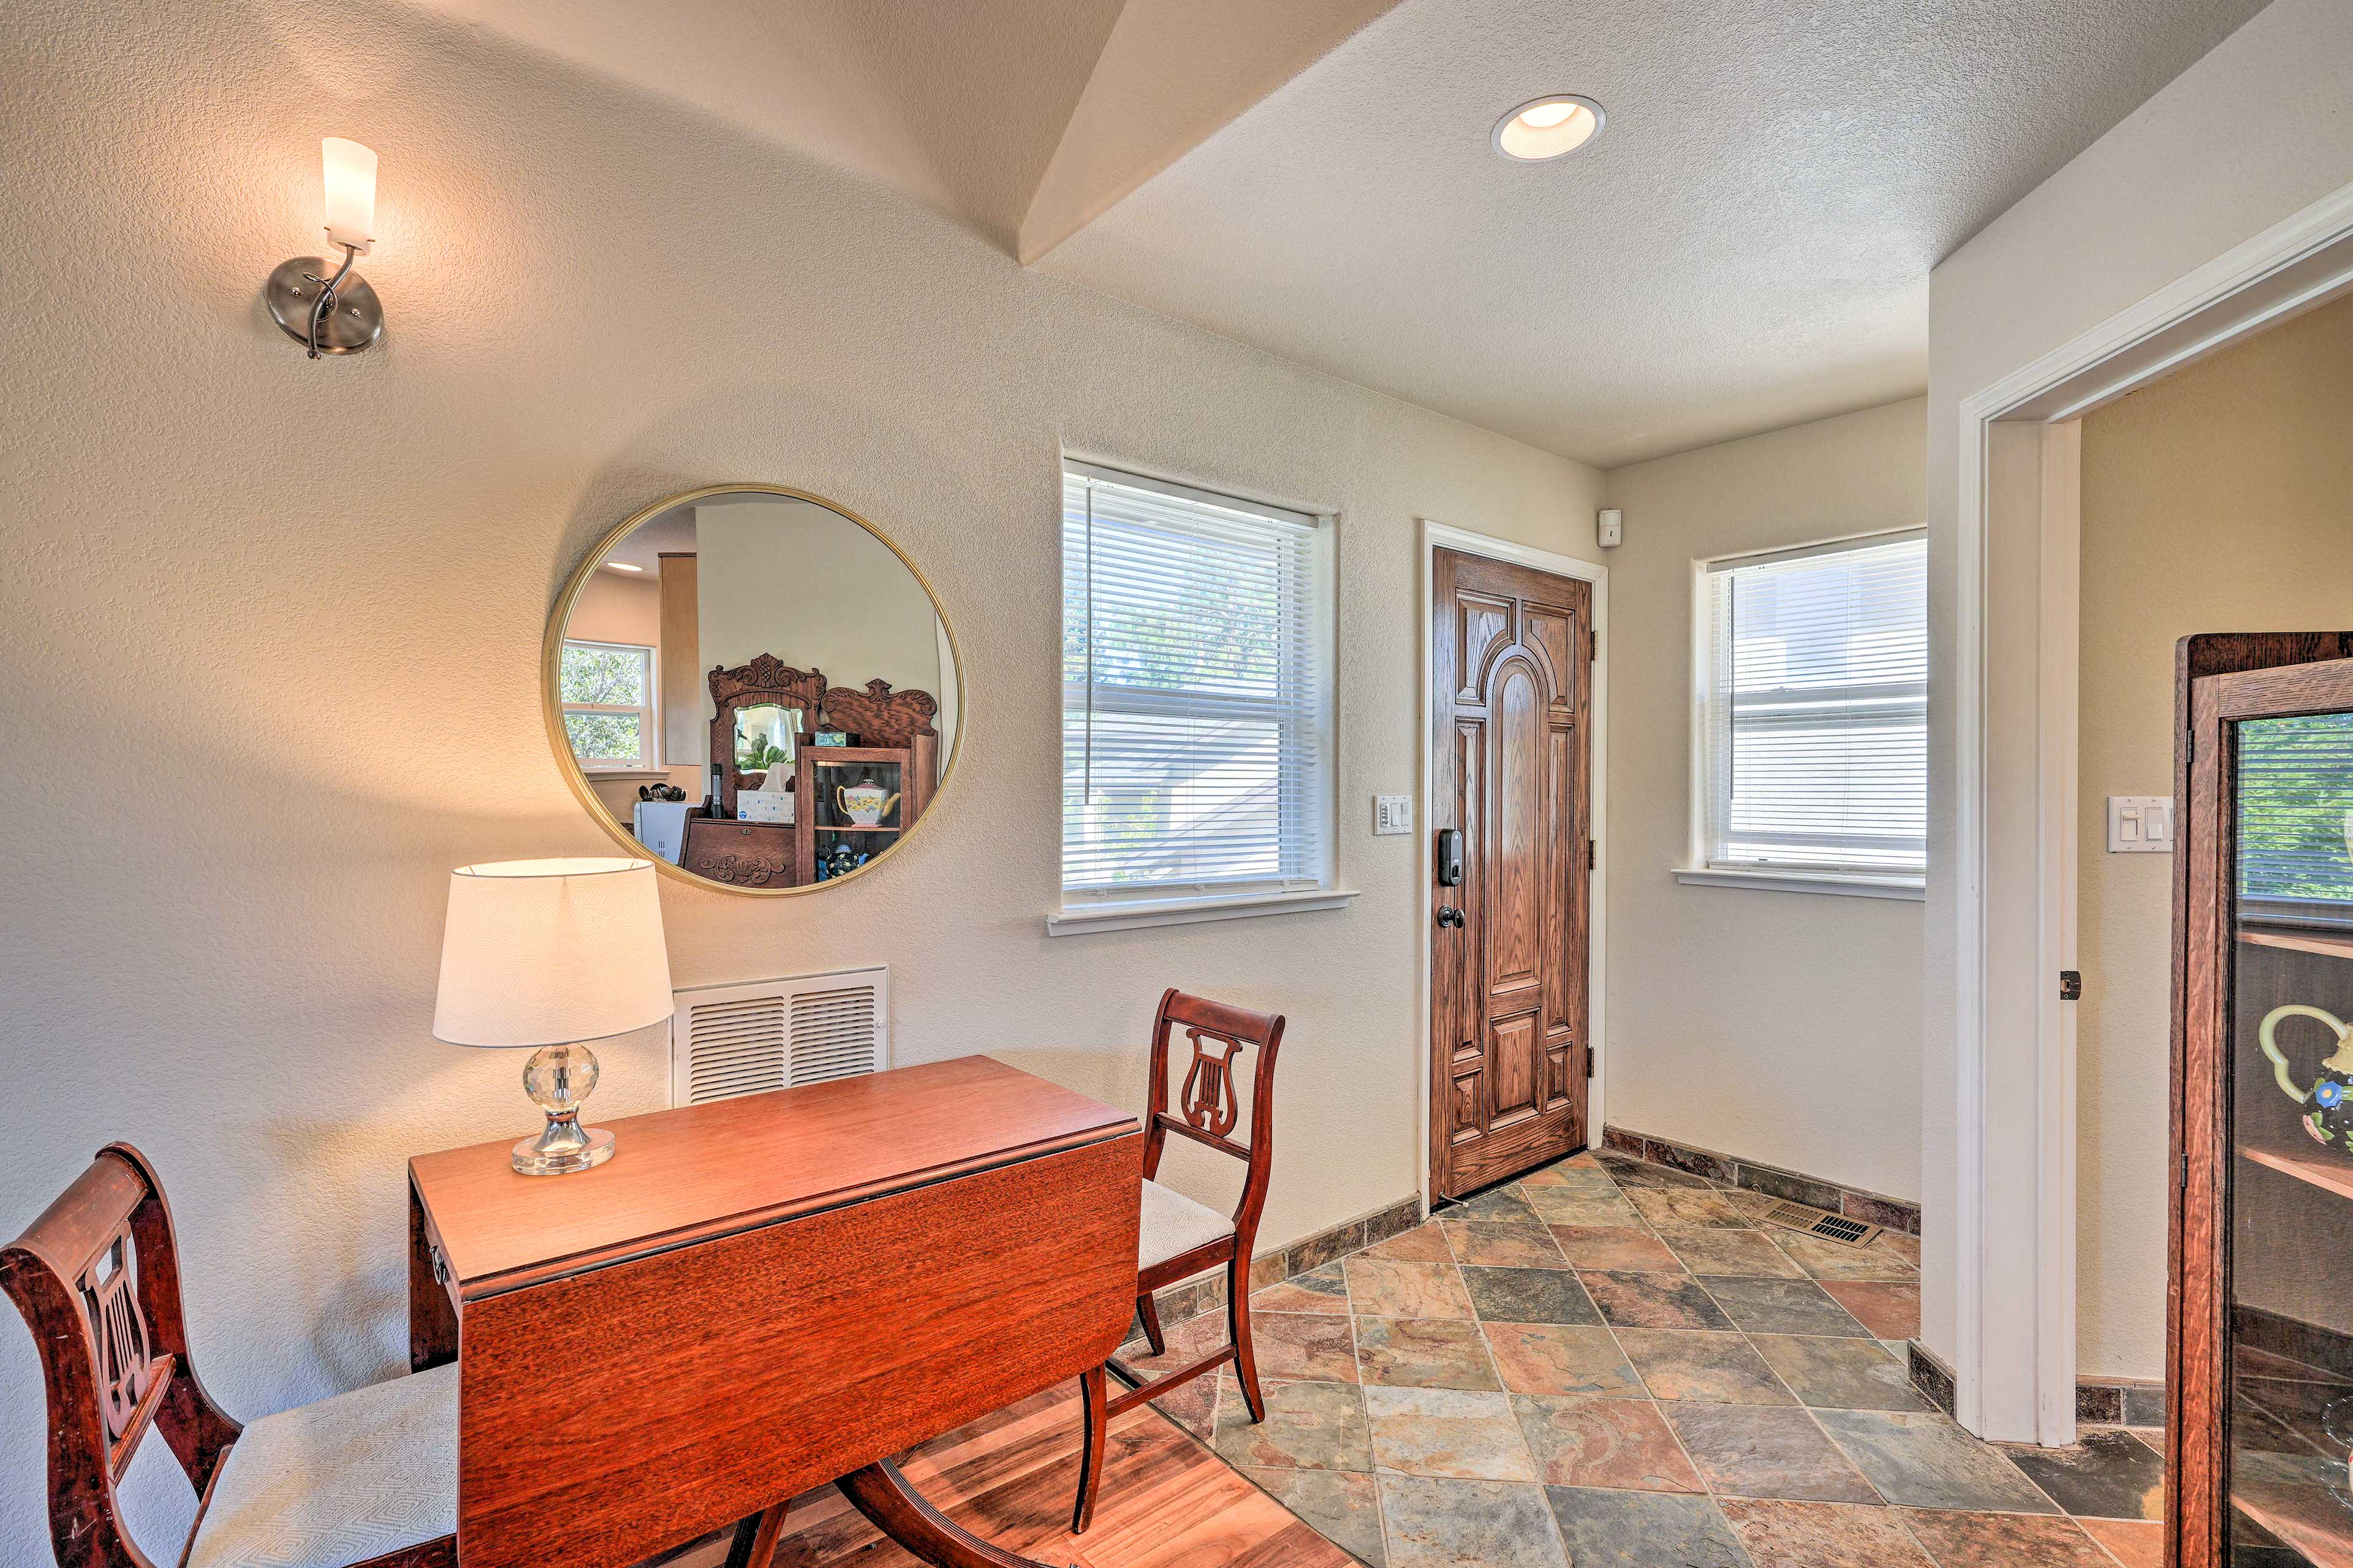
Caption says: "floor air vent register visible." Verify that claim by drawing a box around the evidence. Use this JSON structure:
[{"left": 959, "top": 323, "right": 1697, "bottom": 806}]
[{"left": 1759, "top": 1199, "right": 1881, "bottom": 1248}]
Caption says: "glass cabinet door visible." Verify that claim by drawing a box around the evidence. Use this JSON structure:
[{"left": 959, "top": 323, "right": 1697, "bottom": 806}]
[
  {"left": 2229, "top": 706, "right": 2353, "bottom": 1567},
  {"left": 808, "top": 752, "right": 907, "bottom": 881}
]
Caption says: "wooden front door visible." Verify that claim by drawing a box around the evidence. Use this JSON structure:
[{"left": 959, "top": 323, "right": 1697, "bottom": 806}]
[{"left": 1430, "top": 548, "right": 1593, "bottom": 1200}]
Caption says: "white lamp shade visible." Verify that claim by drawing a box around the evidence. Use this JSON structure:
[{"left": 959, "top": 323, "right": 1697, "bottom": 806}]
[
  {"left": 433, "top": 858, "right": 673, "bottom": 1048},
  {"left": 320, "top": 137, "right": 377, "bottom": 253}
]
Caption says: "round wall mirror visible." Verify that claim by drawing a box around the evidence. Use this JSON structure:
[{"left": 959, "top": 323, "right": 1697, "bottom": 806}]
[{"left": 544, "top": 485, "right": 961, "bottom": 895}]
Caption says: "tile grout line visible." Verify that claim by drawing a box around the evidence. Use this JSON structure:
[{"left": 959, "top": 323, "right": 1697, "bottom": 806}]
[{"left": 1580, "top": 1173, "right": 1724, "bottom": 1520}]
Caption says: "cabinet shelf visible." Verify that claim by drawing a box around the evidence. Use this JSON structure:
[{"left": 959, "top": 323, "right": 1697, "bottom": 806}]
[
  {"left": 814, "top": 825, "right": 903, "bottom": 835},
  {"left": 2243, "top": 1141, "right": 2353, "bottom": 1202},
  {"left": 2242, "top": 929, "right": 2353, "bottom": 962}
]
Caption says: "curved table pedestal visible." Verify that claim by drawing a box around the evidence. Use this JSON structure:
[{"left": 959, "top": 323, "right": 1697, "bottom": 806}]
[{"left": 726, "top": 1462, "right": 1074, "bottom": 1568}]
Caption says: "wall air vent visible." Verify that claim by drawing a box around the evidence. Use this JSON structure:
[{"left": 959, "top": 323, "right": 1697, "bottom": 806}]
[
  {"left": 669, "top": 968, "right": 889, "bottom": 1107},
  {"left": 1759, "top": 1200, "right": 1882, "bottom": 1249}
]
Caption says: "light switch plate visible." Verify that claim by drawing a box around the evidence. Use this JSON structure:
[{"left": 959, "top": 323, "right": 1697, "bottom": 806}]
[
  {"left": 1374, "top": 795, "right": 1414, "bottom": 835},
  {"left": 2107, "top": 795, "right": 2175, "bottom": 853}
]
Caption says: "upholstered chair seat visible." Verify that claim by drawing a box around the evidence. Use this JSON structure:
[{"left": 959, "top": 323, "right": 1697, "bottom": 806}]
[
  {"left": 2, "top": 1145, "right": 458, "bottom": 1568},
  {"left": 1137, "top": 1177, "right": 1236, "bottom": 1271},
  {"left": 187, "top": 1362, "right": 458, "bottom": 1568}
]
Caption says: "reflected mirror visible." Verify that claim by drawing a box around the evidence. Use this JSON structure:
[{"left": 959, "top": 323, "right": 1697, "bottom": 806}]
[{"left": 545, "top": 485, "right": 960, "bottom": 894}]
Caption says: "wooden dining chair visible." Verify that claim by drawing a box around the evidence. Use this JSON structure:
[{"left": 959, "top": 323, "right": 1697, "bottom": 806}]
[
  {"left": 1071, "top": 988, "right": 1284, "bottom": 1532},
  {"left": 1, "top": 1143, "right": 457, "bottom": 1568}
]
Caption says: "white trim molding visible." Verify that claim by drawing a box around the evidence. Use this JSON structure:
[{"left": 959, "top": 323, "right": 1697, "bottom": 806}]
[
  {"left": 1418, "top": 521, "right": 1610, "bottom": 1214},
  {"left": 1045, "top": 885, "right": 1362, "bottom": 936},
  {"left": 1949, "top": 176, "right": 2353, "bottom": 1445},
  {"left": 1672, "top": 867, "right": 1924, "bottom": 901}
]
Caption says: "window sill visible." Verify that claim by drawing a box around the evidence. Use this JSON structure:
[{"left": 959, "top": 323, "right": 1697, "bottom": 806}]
[
  {"left": 1673, "top": 866, "right": 1925, "bottom": 901},
  {"left": 1046, "top": 887, "right": 1362, "bottom": 937},
  {"left": 584, "top": 768, "right": 673, "bottom": 782}
]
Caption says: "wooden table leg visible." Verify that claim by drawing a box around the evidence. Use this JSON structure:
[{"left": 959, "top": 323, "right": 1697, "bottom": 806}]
[
  {"left": 838, "top": 1458, "right": 1075, "bottom": 1568},
  {"left": 725, "top": 1502, "right": 788, "bottom": 1568}
]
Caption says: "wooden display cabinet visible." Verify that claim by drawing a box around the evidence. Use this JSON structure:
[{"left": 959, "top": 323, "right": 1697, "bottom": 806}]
[
  {"left": 2170, "top": 634, "right": 2353, "bottom": 1568},
  {"left": 679, "top": 654, "right": 941, "bottom": 889}
]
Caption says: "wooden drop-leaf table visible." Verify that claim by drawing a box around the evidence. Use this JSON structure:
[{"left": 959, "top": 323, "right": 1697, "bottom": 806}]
[{"left": 406, "top": 1056, "right": 1142, "bottom": 1568}]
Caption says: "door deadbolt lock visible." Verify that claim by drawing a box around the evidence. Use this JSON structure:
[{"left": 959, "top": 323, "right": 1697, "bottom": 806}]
[{"left": 1436, "top": 906, "right": 1464, "bottom": 929}]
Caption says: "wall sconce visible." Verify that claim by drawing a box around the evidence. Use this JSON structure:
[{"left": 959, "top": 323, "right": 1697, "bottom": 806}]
[{"left": 264, "top": 138, "right": 386, "bottom": 358}]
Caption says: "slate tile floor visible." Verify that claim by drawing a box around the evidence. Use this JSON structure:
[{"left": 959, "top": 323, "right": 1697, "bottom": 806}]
[{"left": 1124, "top": 1148, "right": 2165, "bottom": 1567}]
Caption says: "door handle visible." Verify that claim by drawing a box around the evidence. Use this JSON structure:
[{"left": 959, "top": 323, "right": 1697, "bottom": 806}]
[{"left": 1436, "top": 906, "right": 1464, "bottom": 929}]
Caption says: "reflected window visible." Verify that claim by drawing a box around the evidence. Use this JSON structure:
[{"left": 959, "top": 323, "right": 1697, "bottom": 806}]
[{"left": 561, "top": 639, "right": 655, "bottom": 771}]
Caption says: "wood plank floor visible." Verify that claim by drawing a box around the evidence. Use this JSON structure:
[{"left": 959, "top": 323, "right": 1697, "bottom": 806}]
[{"left": 664, "top": 1381, "right": 1352, "bottom": 1568}]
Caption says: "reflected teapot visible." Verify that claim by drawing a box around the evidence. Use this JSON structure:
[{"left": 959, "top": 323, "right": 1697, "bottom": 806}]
[
  {"left": 2261, "top": 1004, "right": 2353, "bottom": 1154},
  {"left": 836, "top": 783, "right": 901, "bottom": 827}
]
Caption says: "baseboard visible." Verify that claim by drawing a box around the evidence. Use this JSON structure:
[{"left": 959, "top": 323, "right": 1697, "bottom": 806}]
[
  {"left": 1907, "top": 1340, "right": 1958, "bottom": 1414},
  {"left": 1602, "top": 1124, "right": 1922, "bottom": 1236},
  {"left": 1126, "top": 1192, "right": 1425, "bottom": 1339},
  {"left": 2075, "top": 1376, "right": 2165, "bottom": 1427},
  {"left": 1905, "top": 1341, "right": 2167, "bottom": 1429}
]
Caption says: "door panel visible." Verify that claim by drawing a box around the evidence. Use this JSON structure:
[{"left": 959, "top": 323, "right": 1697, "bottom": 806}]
[{"left": 1431, "top": 548, "right": 1593, "bottom": 1200}]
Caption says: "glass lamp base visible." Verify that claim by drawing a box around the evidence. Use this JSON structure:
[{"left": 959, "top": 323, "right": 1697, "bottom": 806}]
[
  {"left": 512, "top": 1042, "right": 614, "bottom": 1175},
  {"left": 512, "top": 1122, "right": 614, "bottom": 1175}
]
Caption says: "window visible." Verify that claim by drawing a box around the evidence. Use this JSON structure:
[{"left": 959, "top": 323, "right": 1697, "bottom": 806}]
[
  {"left": 1692, "top": 530, "right": 1927, "bottom": 885},
  {"left": 2238, "top": 711, "right": 2353, "bottom": 930},
  {"left": 1059, "top": 462, "right": 1335, "bottom": 914},
  {"left": 560, "top": 640, "right": 656, "bottom": 772}
]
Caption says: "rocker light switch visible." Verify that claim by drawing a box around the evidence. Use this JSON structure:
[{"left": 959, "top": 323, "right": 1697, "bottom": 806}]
[
  {"left": 2107, "top": 796, "right": 2175, "bottom": 854},
  {"left": 1374, "top": 795, "right": 1414, "bottom": 835}
]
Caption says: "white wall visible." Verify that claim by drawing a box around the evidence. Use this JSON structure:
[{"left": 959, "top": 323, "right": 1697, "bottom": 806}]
[
  {"left": 0, "top": 0, "right": 1602, "bottom": 1553},
  {"left": 694, "top": 496, "right": 954, "bottom": 768},
  {"left": 1601, "top": 399, "right": 1927, "bottom": 1201},
  {"left": 2075, "top": 292, "right": 2353, "bottom": 1380},
  {"left": 1923, "top": 0, "right": 2353, "bottom": 1373}
]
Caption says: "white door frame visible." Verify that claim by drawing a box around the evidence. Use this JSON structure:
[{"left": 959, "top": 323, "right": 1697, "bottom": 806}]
[
  {"left": 1418, "top": 521, "right": 1610, "bottom": 1210},
  {"left": 1950, "top": 178, "right": 2353, "bottom": 1444}
]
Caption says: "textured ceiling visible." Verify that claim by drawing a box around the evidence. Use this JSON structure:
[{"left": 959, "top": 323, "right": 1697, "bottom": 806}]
[
  {"left": 1037, "top": 0, "right": 2272, "bottom": 466},
  {"left": 407, "top": 0, "right": 1131, "bottom": 251},
  {"left": 407, "top": 0, "right": 1400, "bottom": 257},
  {"left": 409, "top": 0, "right": 2267, "bottom": 468}
]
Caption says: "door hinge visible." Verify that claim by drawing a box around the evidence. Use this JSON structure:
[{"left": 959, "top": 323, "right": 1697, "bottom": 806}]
[
  {"left": 1584, "top": 1047, "right": 1595, "bottom": 1080},
  {"left": 2178, "top": 1148, "right": 2189, "bottom": 1192},
  {"left": 1587, "top": 839, "right": 1596, "bottom": 871},
  {"left": 2059, "top": 970, "right": 2083, "bottom": 1001}
]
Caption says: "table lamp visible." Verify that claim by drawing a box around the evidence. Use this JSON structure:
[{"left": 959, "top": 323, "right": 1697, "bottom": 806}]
[{"left": 432, "top": 857, "right": 673, "bottom": 1175}]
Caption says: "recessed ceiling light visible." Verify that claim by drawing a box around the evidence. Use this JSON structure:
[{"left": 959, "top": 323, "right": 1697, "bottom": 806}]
[
  {"left": 1494, "top": 95, "right": 1604, "bottom": 161},
  {"left": 605, "top": 561, "right": 644, "bottom": 572}
]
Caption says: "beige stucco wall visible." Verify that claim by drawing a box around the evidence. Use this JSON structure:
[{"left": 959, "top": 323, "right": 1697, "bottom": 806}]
[
  {"left": 0, "top": 0, "right": 1603, "bottom": 1551},
  {"left": 1924, "top": 0, "right": 2353, "bottom": 1374},
  {"left": 1601, "top": 398, "right": 1927, "bottom": 1201},
  {"left": 2075, "top": 292, "right": 2353, "bottom": 1380}
]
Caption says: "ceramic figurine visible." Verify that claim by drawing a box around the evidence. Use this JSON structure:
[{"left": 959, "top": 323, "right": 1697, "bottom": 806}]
[
  {"left": 826, "top": 841, "right": 860, "bottom": 881},
  {"left": 2261, "top": 1004, "right": 2353, "bottom": 1154}
]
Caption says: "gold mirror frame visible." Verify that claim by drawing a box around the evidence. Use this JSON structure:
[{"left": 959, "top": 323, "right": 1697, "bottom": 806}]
[{"left": 542, "top": 483, "right": 965, "bottom": 896}]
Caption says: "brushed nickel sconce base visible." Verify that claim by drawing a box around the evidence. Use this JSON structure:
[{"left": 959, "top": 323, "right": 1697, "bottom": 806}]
[{"left": 265, "top": 254, "right": 384, "bottom": 356}]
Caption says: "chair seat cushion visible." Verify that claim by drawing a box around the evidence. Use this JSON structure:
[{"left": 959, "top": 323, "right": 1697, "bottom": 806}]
[
  {"left": 1139, "top": 1177, "right": 1235, "bottom": 1271},
  {"left": 188, "top": 1361, "right": 457, "bottom": 1568}
]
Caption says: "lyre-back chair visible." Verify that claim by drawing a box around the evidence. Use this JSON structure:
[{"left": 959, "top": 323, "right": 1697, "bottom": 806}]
[
  {"left": 2, "top": 1144, "right": 456, "bottom": 1568},
  {"left": 1071, "top": 988, "right": 1284, "bottom": 1532}
]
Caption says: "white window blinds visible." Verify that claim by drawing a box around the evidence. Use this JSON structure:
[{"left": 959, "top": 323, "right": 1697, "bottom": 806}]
[
  {"left": 1061, "top": 463, "right": 1333, "bottom": 901},
  {"left": 1700, "top": 531, "right": 1927, "bottom": 877},
  {"left": 2238, "top": 711, "right": 2353, "bottom": 926}
]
